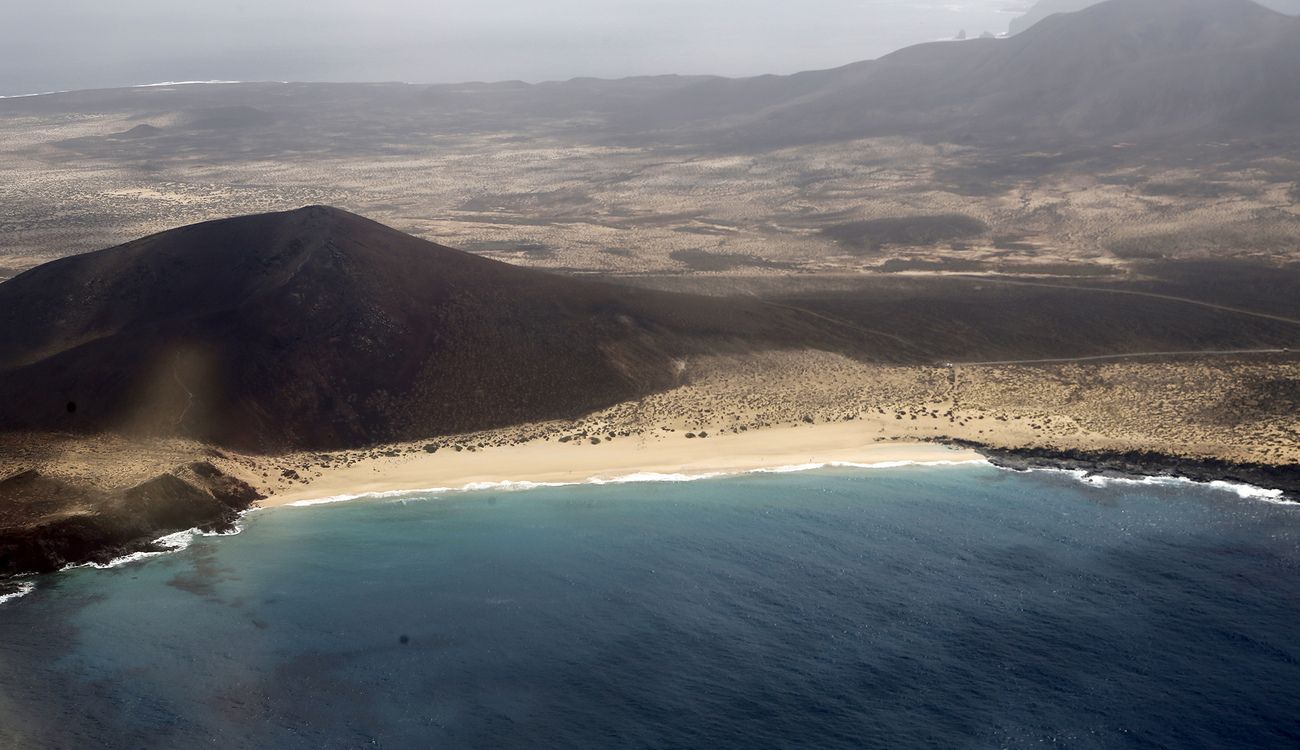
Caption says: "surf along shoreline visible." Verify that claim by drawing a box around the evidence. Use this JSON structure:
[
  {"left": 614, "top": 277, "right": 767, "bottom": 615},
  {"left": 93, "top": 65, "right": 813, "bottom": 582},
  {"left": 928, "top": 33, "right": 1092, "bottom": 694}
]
[
  {"left": 4, "top": 422, "right": 1297, "bottom": 604},
  {"left": 261, "top": 423, "right": 984, "bottom": 507},
  {"left": 0, "top": 426, "right": 985, "bottom": 603},
  {"left": 258, "top": 429, "right": 1298, "bottom": 511},
  {"left": 958, "top": 441, "right": 1300, "bottom": 504}
]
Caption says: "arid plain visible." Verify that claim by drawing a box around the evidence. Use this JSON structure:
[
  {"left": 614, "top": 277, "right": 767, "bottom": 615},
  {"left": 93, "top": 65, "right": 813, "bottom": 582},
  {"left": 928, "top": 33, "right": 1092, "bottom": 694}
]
[{"left": 4, "top": 83, "right": 1300, "bottom": 281}]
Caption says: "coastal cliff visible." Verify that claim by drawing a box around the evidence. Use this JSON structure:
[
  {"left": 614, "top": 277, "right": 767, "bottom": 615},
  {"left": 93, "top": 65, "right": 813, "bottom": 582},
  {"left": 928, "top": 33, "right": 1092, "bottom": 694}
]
[{"left": 0, "top": 461, "right": 262, "bottom": 577}]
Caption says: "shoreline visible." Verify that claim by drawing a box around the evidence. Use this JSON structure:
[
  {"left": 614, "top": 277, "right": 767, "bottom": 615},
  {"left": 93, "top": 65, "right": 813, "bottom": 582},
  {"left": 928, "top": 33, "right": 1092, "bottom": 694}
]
[
  {"left": 959, "top": 442, "right": 1300, "bottom": 504},
  {"left": 263, "top": 423, "right": 985, "bottom": 507},
  {"left": 4, "top": 431, "right": 1298, "bottom": 602},
  {"left": 280, "top": 458, "right": 992, "bottom": 508},
  {"left": 260, "top": 431, "right": 1300, "bottom": 511}
]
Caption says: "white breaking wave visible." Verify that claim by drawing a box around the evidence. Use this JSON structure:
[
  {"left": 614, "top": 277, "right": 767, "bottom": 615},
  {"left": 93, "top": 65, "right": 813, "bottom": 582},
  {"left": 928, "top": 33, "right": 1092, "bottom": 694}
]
[
  {"left": 828, "top": 459, "right": 989, "bottom": 470},
  {"left": 0, "top": 582, "right": 36, "bottom": 606},
  {"left": 132, "top": 80, "right": 244, "bottom": 88},
  {"left": 588, "top": 471, "right": 730, "bottom": 484},
  {"left": 65, "top": 517, "right": 248, "bottom": 571},
  {"left": 1, "top": 79, "right": 260, "bottom": 99},
  {"left": 289, "top": 488, "right": 449, "bottom": 507},
  {"left": 750, "top": 458, "right": 989, "bottom": 474},
  {"left": 753, "top": 463, "right": 826, "bottom": 474},
  {"left": 1204, "top": 480, "right": 1290, "bottom": 503},
  {"left": 4, "top": 518, "right": 249, "bottom": 607},
  {"left": 1080, "top": 474, "right": 1287, "bottom": 503},
  {"left": 0, "top": 89, "right": 71, "bottom": 99},
  {"left": 461, "top": 479, "right": 571, "bottom": 492},
  {"left": 72, "top": 529, "right": 196, "bottom": 570},
  {"left": 286, "top": 458, "right": 989, "bottom": 508},
  {"left": 1000, "top": 465, "right": 1291, "bottom": 505}
]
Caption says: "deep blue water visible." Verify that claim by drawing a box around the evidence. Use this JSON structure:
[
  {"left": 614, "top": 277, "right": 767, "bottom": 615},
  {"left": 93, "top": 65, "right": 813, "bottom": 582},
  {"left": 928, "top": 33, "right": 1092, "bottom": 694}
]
[{"left": 1, "top": 464, "right": 1298, "bottom": 749}]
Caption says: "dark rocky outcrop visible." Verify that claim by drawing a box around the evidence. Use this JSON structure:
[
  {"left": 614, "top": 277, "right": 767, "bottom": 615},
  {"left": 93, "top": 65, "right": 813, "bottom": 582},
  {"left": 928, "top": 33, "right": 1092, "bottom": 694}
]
[
  {"left": 0, "top": 463, "right": 262, "bottom": 577},
  {"left": 951, "top": 440, "right": 1300, "bottom": 501}
]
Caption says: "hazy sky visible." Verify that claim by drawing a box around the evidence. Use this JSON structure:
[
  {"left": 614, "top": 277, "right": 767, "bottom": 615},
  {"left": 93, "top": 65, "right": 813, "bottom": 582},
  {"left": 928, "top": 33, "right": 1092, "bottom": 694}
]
[{"left": 1, "top": 1, "right": 1027, "bottom": 96}]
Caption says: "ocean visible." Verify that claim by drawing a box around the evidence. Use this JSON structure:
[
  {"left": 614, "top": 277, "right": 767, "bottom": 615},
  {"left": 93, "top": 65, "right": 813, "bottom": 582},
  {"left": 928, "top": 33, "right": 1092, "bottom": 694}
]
[{"left": 1, "top": 463, "right": 1298, "bottom": 748}]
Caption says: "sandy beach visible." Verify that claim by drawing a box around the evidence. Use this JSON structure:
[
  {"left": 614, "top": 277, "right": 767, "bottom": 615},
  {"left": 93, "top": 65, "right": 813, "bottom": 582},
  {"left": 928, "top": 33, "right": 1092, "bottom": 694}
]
[{"left": 263, "top": 423, "right": 985, "bottom": 507}]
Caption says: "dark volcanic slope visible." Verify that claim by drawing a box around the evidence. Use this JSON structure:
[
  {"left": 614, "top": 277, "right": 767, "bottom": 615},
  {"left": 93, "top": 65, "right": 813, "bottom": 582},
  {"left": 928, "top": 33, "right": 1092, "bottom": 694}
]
[
  {"left": 0, "top": 207, "right": 871, "bottom": 451},
  {"left": 629, "top": 0, "right": 1300, "bottom": 147}
]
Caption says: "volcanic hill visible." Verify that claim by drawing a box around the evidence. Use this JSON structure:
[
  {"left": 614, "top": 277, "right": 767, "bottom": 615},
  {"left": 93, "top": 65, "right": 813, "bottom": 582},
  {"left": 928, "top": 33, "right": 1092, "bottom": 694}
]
[{"left": 0, "top": 206, "right": 870, "bottom": 451}]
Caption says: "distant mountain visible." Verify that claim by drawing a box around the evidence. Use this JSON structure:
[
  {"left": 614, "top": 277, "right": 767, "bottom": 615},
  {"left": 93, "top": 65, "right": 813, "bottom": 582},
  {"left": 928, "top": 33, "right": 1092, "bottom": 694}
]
[
  {"left": 1009, "top": 0, "right": 1116, "bottom": 36},
  {"left": 1009, "top": 0, "right": 1300, "bottom": 35},
  {"left": 0, "top": 207, "right": 869, "bottom": 451},
  {"left": 8, "top": 0, "right": 1295, "bottom": 153},
  {"left": 627, "top": 0, "right": 1300, "bottom": 147}
]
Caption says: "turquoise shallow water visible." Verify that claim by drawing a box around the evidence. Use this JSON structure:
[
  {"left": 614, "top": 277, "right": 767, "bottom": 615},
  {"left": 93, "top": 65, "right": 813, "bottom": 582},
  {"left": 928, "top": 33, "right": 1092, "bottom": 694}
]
[{"left": 1, "top": 463, "right": 1298, "bottom": 748}]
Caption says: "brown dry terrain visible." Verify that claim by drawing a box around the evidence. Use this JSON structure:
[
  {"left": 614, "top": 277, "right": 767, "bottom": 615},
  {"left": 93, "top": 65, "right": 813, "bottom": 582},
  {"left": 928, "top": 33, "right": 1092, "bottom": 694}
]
[
  {"left": 4, "top": 110, "right": 1299, "bottom": 284},
  {"left": 4, "top": 351, "right": 1297, "bottom": 502},
  {"left": 3, "top": 0, "right": 1300, "bottom": 575},
  {"left": 2, "top": 1, "right": 1297, "bottom": 283}
]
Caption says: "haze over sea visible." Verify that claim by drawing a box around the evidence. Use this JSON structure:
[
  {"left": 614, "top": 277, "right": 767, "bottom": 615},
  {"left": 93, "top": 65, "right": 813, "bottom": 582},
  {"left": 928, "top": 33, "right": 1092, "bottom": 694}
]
[
  {"left": 1, "top": 464, "right": 1298, "bottom": 748},
  {"left": 0, "top": 0, "right": 1019, "bottom": 97}
]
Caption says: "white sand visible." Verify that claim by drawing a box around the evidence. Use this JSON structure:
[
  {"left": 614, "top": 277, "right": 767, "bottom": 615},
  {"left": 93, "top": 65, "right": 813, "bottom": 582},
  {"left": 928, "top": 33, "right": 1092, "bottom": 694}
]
[{"left": 264, "top": 422, "right": 985, "bottom": 507}]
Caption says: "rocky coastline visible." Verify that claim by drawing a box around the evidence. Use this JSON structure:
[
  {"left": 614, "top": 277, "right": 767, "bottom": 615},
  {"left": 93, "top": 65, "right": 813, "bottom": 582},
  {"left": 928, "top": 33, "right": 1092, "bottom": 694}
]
[
  {"left": 3, "top": 437, "right": 1296, "bottom": 590},
  {"left": 0, "top": 462, "right": 263, "bottom": 579},
  {"left": 953, "top": 441, "right": 1300, "bottom": 502}
]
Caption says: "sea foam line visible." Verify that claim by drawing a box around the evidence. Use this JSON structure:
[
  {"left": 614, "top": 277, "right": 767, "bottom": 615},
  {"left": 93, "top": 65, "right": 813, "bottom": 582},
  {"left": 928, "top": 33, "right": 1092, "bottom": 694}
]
[
  {"left": 1, "top": 80, "right": 261, "bottom": 99},
  {"left": 131, "top": 80, "right": 245, "bottom": 88},
  {"left": 1, "top": 516, "right": 251, "bottom": 608},
  {"left": 64, "top": 515, "right": 249, "bottom": 572},
  {"left": 0, "top": 582, "right": 36, "bottom": 607},
  {"left": 1000, "top": 465, "right": 1292, "bottom": 505},
  {"left": 0, "top": 89, "right": 71, "bottom": 99},
  {"left": 286, "top": 458, "right": 990, "bottom": 508}
]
